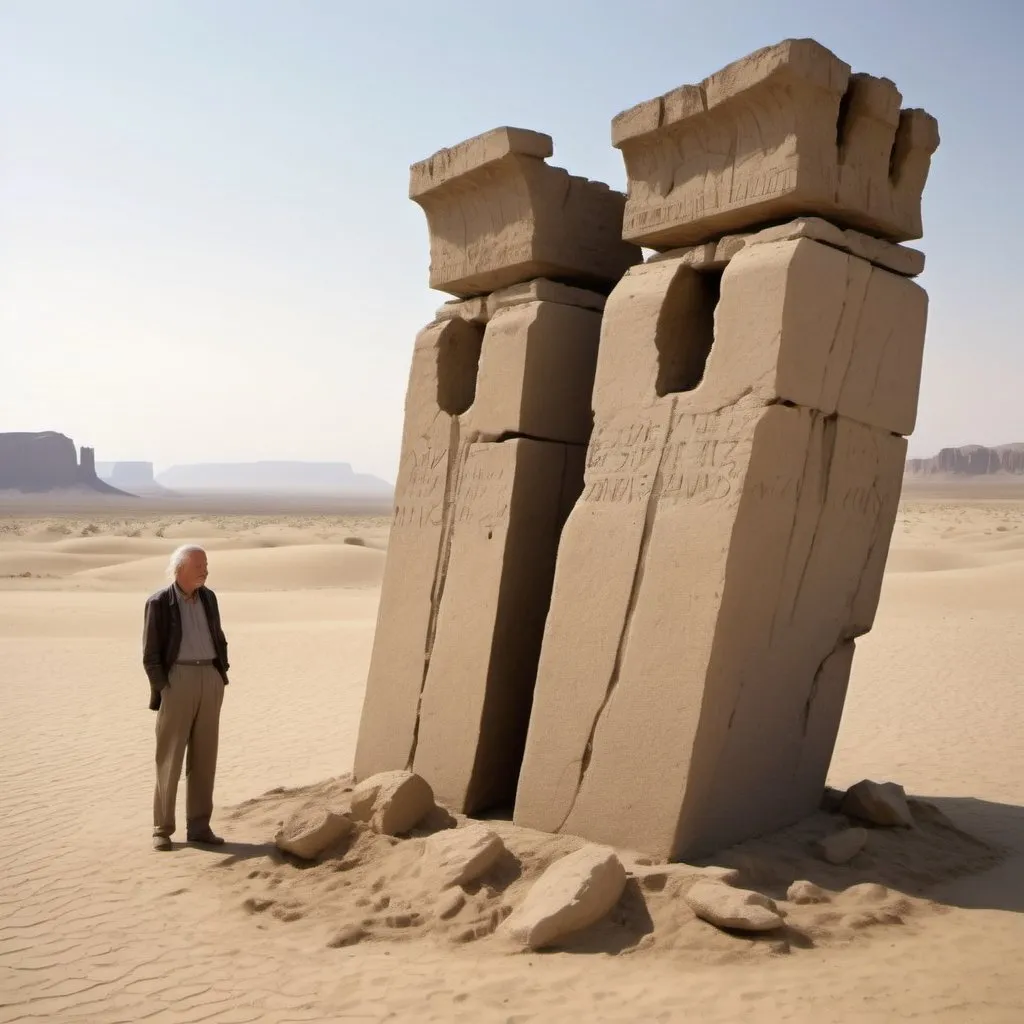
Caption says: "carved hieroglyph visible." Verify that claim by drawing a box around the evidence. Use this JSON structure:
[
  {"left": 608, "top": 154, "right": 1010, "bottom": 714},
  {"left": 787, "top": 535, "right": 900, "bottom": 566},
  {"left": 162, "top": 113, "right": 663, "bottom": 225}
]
[
  {"left": 612, "top": 38, "right": 940, "bottom": 248},
  {"left": 354, "top": 129, "right": 640, "bottom": 812},
  {"left": 513, "top": 225, "right": 928, "bottom": 860},
  {"left": 411, "top": 127, "right": 640, "bottom": 297}
]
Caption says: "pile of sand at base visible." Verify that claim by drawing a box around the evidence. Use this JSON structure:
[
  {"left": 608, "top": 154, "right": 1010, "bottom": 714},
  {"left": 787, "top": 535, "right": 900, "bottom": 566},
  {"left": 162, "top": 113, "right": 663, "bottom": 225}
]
[{"left": 204, "top": 775, "right": 1005, "bottom": 961}]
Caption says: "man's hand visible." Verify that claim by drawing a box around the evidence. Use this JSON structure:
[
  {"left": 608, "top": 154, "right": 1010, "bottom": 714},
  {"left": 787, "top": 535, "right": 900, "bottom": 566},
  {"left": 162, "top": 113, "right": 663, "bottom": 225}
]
[{"left": 148, "top": 682, "right": 166, "bottom": 712}]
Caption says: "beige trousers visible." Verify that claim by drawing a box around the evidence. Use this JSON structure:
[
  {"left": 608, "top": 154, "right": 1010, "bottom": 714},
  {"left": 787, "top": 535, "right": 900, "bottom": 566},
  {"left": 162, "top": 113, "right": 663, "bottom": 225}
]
[{"left": 152, "top": 663, "right": 225, "bottom": 838}]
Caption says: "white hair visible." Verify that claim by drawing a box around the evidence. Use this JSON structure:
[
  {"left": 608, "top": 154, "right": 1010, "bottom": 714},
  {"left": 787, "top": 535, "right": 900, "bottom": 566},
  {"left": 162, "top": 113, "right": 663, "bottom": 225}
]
[{"left": 167, "top": 543, "right": 206, "bottom": 580}]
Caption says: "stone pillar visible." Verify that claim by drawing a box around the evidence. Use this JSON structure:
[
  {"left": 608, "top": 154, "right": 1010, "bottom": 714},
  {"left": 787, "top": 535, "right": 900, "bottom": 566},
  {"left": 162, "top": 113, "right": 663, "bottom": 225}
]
[
  {"left": 78, "top": 446, "right": 97, "bottom": 482},
  {"left": 513, "top": 39, "right": 939, "bottom": 860},
  {"left": 352, "top": 128, "right": 641, "bottom": 813}
]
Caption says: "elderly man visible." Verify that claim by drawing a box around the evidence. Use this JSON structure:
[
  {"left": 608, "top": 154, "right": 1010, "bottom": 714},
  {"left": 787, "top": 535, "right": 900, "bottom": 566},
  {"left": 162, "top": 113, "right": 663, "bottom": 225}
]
[{"left": 143, "top": 544, "right": 230, "bottom": 850}]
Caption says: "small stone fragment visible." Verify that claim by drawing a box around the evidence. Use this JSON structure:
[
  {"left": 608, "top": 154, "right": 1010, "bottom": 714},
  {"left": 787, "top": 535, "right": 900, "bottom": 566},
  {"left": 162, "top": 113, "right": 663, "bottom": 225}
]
[
  {"left": 817, "top": 826, "right": 869, "bottom": 865},
  {"left": 844, "top": 882, "right": 891, "bottom": 903},
  {"left": 326, "top": 923, "right": 365, "bottom": 948},
  {"left": 501, "top": 844, "right": 627, "bottom": 950},
  {"left": 629, "top": 862, "right": 741, "bottom": 893},
  {"left": 425, "top": 824, "right": 506, "bottom": 888},
  {"left": 349, "top": 771, "right": 436, "bottom": 836},
  {"left": 841, "top": 780, "right": 915, "bottom": 828},
  {"left": 436, "top": 889, "right": 466, "bottom": 920},
  {"left": 274, "top": 808, "right": 353, "bottom": 860},
  {"left": 685, "top": 881, "right": 785, "bottom": 933},
  {"left": 787, "top": 880, "right": 832, "bottom": 905}
]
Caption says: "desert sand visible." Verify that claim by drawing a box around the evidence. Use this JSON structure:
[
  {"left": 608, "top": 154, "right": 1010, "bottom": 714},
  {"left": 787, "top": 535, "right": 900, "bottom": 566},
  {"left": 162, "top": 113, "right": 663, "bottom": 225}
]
[{"left": 1, "top": 484, "right": 1022, "bottom": 1023}]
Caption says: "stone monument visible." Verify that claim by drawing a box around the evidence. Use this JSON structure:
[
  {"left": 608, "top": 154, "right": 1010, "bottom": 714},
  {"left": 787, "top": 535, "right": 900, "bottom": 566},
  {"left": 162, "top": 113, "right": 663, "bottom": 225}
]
[
  {"left": 352, "top": 128, "right": 641, "bottom": 812},
  {"left": 512, "top": 39, "right": 939, "bottom": 859}
]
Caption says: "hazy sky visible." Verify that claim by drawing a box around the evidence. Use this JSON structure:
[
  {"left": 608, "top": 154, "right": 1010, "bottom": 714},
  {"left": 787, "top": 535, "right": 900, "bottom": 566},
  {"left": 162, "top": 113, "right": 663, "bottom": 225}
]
[{"left": 2, "top": 1, "right": 1021, "bottom": 483}]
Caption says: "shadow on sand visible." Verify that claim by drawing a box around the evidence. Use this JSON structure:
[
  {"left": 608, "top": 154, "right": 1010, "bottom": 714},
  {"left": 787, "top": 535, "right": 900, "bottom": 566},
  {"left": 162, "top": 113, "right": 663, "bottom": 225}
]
[{"left": 918, "top": 795, "right": 1024, "bottom": 914}]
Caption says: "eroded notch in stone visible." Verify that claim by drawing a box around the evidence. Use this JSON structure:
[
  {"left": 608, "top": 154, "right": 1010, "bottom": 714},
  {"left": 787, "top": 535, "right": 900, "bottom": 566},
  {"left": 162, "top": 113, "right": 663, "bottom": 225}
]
[
  {"left": 655, "top": 268, "right": 722, "bottom": 397},
  {"left": 436, "top": 318, "right": 484, "bottom": 416}
]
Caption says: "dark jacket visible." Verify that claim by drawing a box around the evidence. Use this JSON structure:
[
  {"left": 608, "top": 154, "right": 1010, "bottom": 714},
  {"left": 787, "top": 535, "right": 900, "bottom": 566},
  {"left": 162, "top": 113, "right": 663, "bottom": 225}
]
[{"left": 143, "top": 584, "right": 230, "bottom": 710}]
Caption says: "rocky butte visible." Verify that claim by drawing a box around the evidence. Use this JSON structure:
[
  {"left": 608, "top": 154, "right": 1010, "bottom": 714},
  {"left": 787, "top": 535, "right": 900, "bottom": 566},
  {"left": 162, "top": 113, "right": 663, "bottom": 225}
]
[
  {"left": 905, "top": 444, "right": 1024, "bottom": 477},
  {"left": 0, "top": 432, "right": 128, "bottom": 495},
  {"left": 354, "top": 37, "right": 939, "bottom": 863}
]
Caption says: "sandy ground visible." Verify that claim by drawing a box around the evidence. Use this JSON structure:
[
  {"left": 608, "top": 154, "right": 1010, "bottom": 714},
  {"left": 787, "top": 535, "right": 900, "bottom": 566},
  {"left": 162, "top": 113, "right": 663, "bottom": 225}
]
[{"left": 1, "top": 487, "right": 1023, "bottom": 1023}]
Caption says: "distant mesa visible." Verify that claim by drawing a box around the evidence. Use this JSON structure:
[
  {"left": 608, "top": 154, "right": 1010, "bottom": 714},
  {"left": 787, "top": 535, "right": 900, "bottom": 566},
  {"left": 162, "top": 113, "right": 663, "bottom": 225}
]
[
  {"left": 905, "top": 444, "right": 1024, "bottom": 477},
  {"left": 0, "top": 432, "right": 132, "bottom": 496},
  {"left": 153, "top": 461, "right": 393, "bottom": 496},
  {"left": 95, "top": 460, "right": 171, "bottom": 495}
]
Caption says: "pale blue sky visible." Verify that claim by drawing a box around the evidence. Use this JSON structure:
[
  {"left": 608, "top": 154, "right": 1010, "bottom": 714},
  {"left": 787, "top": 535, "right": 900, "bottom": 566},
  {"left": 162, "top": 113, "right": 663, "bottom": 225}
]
[{"left": 2, "top": 0, "right": 1021, "bottom": 482}]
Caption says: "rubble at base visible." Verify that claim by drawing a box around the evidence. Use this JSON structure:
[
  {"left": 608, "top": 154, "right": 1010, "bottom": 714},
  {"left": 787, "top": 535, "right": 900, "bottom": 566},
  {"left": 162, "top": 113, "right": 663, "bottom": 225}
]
[{"left": 223, "top": 773, "right": 1004, "bottom": 960}]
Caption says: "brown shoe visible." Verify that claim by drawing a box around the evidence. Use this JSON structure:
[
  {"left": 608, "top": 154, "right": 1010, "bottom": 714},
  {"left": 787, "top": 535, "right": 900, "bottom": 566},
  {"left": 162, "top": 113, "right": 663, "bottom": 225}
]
[
  {"left": 187, "top": 830, "right": 225, "bottom": 845},
  {"left": 153, "top": 835, "right": 172, "bottom": 851}
]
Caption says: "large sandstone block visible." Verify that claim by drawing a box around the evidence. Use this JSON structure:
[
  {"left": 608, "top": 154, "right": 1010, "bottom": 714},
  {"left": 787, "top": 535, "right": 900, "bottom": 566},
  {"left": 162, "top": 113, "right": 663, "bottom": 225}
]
[
  {"left": 353, "top": 316, "right": 484, "bottom": 781},
  {"left": 612, "top": 39, "right": 939, "bottom": 248},
  {"left": 514, "top": 232, "right": 927, "bottom": 860},
  {"left": 411, "top": 127, "right": 641, "bottom": 297},
  {"left": 465, "top": 300, "right": 602, "bottom": 446},
  {"left": 354, "top": 288, "right": 602, "bottom": 803},
  {"left": 412, "top": 437, "right": 584, "bottom": 812}
]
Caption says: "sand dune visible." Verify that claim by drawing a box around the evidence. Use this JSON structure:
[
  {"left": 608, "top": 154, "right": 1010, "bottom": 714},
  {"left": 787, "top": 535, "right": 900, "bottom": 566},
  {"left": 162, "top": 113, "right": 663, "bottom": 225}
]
[
  {"left": 75, "top": 542, "right": 385, "bottom": 590},
  {"left": 1, "top": 496, "right": 1023, "bottom": 1022}
]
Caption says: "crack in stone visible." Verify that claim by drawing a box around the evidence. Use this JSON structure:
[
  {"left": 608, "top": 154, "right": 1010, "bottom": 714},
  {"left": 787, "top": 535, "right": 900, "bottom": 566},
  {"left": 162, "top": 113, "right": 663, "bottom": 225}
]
[
  {"left": 833, "top": 268, "right": 870, "bottom": 413},
  {"left": 802, "top": 635, "right": 846, "bottom": 735},
  {"left": 818, "top": 257, "right": 855, "bottom": 403},
  {"left": 555, "top": 398, "right": 677, "bottom": 831},
  {"left": 490, "top": 430, "right": 586, "bottom": 448},
  {"left": 406, "top": 415, "right": 466, "bottom": 770},
  {"left": 405, "top": 420, "right": 585, "bottom": 772},
  {"left": 788, "top": 413, "right": 838, "bottom": 623},
  {"left": 767, "top": 410, "right": 818, "bottom": 646}
]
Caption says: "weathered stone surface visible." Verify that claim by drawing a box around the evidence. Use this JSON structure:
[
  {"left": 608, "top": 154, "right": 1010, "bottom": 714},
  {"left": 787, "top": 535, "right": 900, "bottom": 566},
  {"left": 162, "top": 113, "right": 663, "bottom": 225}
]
[
  {"left": 842, "top": 780, "right": 915, "bottom": 828},
  {"left": 628, "top": 861, "right": 741, "bottom": 892},
  {"left": 817, "top": 827, "right": 869, "bottom": 864},
  {"left": 613, "top": 39, "right": 939, "bottom": 248},
  {"left": 355, "top": 294, "right": 600, "bottom": 811},
  {"left": 353, "top": 318, "right": 484, "bottom": 781},
  {"left": 502, "top": 845, "right": 626, "bottom": 950},
  {"left": 464, "top": 300, "right": 602, "bottom": 446},
  {"left": 487, "top": 279, "right": 607, "bottom": 319},
  {"left": 275, "top": 808, "right": 353, "bottom": 860},
  {"left": 411, "top": 438, "right": 584, "bottom": 812},
  {"left": 349, "top": 771, "right": 435, "bottom": 835},
  {"left": 649, "top": 216, "right": 925, "bottom": 278},
  {"left": 425, "top": 825, "right": 506, "bottom": 888},
  {"left": 514, "top": 233, "right": 926, "bottom": 860},
  {"left": 410, "top": 127, "right": 641, "bottom": 297},
  {"left": 685, "top": 881, "right": 784, "bottom": 932},
  {"left": 435, "top": 296, "right": 490, "bottom": 324},
  {"left": 434, "top": 279, "right": 608, "bottom": 329},
  {"left": 787, "top": 880, "right": 832, "bottom": 904}
]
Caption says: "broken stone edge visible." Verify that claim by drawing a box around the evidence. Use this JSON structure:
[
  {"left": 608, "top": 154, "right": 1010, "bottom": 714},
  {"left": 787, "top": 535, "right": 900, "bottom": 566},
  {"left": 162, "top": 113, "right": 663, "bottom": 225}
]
[{"left": 647, "top": 216, "right": 924, "bottom": 278}]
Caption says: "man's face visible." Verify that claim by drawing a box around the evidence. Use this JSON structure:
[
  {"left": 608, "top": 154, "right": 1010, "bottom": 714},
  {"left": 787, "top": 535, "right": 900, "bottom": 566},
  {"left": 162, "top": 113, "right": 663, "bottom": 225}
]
[{"left": 177, "top": 551, "right": 209, "bottom": 593}]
